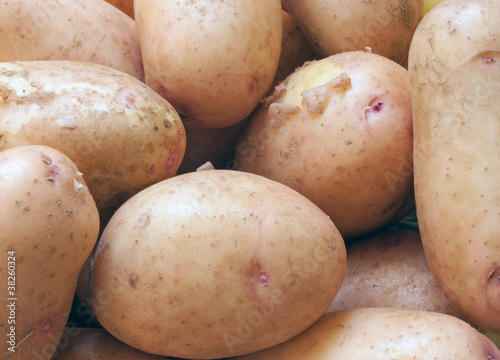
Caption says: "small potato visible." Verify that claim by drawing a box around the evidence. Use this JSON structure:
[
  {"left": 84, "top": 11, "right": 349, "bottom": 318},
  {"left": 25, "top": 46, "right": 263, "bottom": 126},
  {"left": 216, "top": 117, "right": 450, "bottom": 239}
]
[
  {"left": 0, "top": 145, "right": 99, "bottom": 360},
  {"left": 282, "top": 0, "right": 423, "bottom": 67},
  {"left": 135, "top": 0, "right": 282, "bottom": 128},
  {"left": 91, "top": 170, "right": 346, "bottom": 359},
  {"left": 105, "top": 0, "right": 134, "bottom": 19},
  {"left": 274, "top": 10, "right": 319, "bottom": 85},
  {"left": 177, "top": 119, "right": 249, "bottom": 174},
  {"left": 0, "top": 61, "right": 186, "bottom": 222},
  {"left": 409, "top": 0, "right": 500, "bottom": 332},
  {"left": 327, "top": 229, "right": 464, "bottom": 319},
  {"left": 230, "top": 308, "right": 500, "bottom": 359},
  {"left": 52, "top": 328, "right": 166, "bottom": 360},
  {"left": 0, "top": 0, "right": 143, "bottom": 80},
  {"left": 235, "top": 51, "right": 414, "bottom": 239}
]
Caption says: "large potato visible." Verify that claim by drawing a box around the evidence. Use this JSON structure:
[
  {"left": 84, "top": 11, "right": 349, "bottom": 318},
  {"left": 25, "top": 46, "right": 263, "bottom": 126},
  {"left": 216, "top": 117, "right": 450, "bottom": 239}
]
[
  {"left": 282, "top": 0, "right": 423, "bottom": 67},
  {"left": 408, "top": 0, "right": 500, "bottom": 332},
  {"left": 327, "top": 229, "right": 464, "bottom": 319},
  {"left": 230, "top": 308, "right": 500, "bottom": 359},
  {"left": 91, "top": 169, "right": 346, "bottom": 359},
  {"left": 52, "top": 328, "right": 166, "bottom": 360},
  {"left": 0, "top": 0, "right": 143, "bottom": 81},
  {"left": 0, "top": 145, "right": 99, "bottom": 360},
  {"left": 135, "top": 0, "right": 282, "bottom": 129},
  {"left": 234, "top": 51, "right": 414, "bottom": 239},
  {"left": 0, "top": 61, "right": 186, "bottom": 222}
]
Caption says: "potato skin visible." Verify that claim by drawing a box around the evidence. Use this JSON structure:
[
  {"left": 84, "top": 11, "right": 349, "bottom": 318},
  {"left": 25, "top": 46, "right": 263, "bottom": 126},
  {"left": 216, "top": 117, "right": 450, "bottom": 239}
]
[
  {"left": 328, "top": 229, "right": 464, "bottom": 319},
  {"left": 282, "top": 0, "right": 423, "bottom": 67},
  {"left": 230, "top": 308, "right": 500, "bottom": 359},
  {"left": 91, "top": 170, "right": 346, "bottom": 359},
  {"left": 235, "top": 51, "right": 414, "bottom": 239},
  {"left": 0, "top": 0, "right": 143, "bottom": 80},
  {"left": 0, "top": 145, "right": 99, "bottom": 360},
  {"left": 52, "top": 328, "right": 166, "bottom": 360},
  {"left": 408, "top": 0, "right": 500, "bottom": 332},
  {"left": 0, "top": 61, "right": 186, "bottom": 221},
  {"left": 135, "top": 0, "right": 282, "bottom": 129}
]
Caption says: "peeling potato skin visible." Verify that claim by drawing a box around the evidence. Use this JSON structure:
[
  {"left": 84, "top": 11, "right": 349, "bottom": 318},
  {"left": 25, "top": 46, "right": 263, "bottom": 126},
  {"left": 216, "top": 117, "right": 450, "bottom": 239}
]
[
  {"left": 52, "top": 328, "right": 167, "bottom": 360},
  {"left": 135, "top": 0, "right": 282, "bottom": 129},
  {"left": 282, "top": 0, "right": 423, "bottom": 68},
  {"left": 327, "top": 229, "right": 465, "bottom": 319},
  {"left": 0, "top": 145, "right": 99, "bottom": 360},
  {"left": 230, "top": 308, "right": 500, "bottom": 360},
  {"left": 0, "top": 0, "right": 144, "bottom": 81},
  {"left": 91, "top": 170, "right": 346, "bottom": 359},
  {"left": 408, "top": 0, "right": 500, "bottom": 333},
  {"left": 235, "top": 51, "right": 414, "bottom": 239},
  {"left": 0, "top": 61, "right": 187, "bottom": 222}
]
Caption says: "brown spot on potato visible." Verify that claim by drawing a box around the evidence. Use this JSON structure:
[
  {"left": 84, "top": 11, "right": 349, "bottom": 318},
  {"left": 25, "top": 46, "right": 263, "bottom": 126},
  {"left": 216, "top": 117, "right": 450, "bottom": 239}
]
[{"left": 129, "top": 274, "right": 138, "bottom": 288}]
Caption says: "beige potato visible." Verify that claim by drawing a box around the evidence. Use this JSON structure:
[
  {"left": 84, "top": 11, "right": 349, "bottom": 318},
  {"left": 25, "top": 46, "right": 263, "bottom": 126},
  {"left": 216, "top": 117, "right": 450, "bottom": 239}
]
[
  {"left": 230, "top": 308, "right": 500, "bottom": 359},
  {"left": 52, "top": 328, "right": 166, "bottom": 359},
  {"left": 235, "top": 51, "right": 414, "bottom": 239},
  {"left": 177, "top": 119, "right": 249, "bottom": 174},
  {"left": 91, "top": 169, "right": 346, "bottom": 359},
  {"left": 408, "top": 0, "right": 500, "bottom": 332},
  {"left": 282, "top": 0, "right": 423, "bottom": 67},
  {"left": 274, "top": 10, "right": 319, "bottom": 85},
  {"left": 0, "top": 61, "right": 186, "bottom": 222},
  {"left": 328, "top": 229, "right": 464, "bottom": 319},
  {"left": 135, "top": 0, "right": 282, "bottom": 128},
  {"left": 0, "top": 0, "right": 143, "bottom": 81},
  {"left": 0, "top": 145, "right": 99, "bottom": 360}
]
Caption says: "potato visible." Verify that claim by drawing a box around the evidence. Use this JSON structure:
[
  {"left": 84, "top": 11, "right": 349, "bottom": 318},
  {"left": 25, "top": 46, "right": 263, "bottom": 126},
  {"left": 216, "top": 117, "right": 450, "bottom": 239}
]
[
  {"left": 408, "top": 0, "right": 500, "bottom": 332},
  {"left": 230, "top": 308, "right": 500, "bottom": 359},
  {"left": 234, "top": 51, "right": 414, "bottom": 239},
  {"left": 0, "top": 0, "right": 143, "bottom": 81},
  {"left": 0, "top": 61, "right": 186, "bottom": 222},
  {"left": 327, "top": 229, "right": 464, "bottom": 319},
  {"left": 177, "top": 119, "right": 248, "bottom": 174},
  {"left": 105, "top": 0, "right": 134, "bottom": 19},
  {"left": 91, "top": 169, "right": 346, "bottom": 359},
  {"left": 134, "top": 0, "right": 282, "bottom": 129},
  {"left": 282, "top": 0, "right": 423, "bottom": 67},
  {"left": 0, "top": 145, "right": 99, "bottom": 360},
  {"left": 274, "top": 10, "right": 319, "bottom": 86},
  {"left": 52, "top": 328, "right": 166, "bottom": 359}
]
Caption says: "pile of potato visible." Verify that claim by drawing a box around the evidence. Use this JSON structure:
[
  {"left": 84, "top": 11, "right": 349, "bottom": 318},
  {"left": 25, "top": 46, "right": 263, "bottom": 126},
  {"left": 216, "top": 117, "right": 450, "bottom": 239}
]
[{"left": 0, "top": 0, "right": 498, "bottom": 359}]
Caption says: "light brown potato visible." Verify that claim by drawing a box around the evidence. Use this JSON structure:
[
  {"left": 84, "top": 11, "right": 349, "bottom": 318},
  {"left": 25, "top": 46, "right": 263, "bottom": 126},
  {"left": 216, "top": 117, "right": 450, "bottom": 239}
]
[
  {"left": 408, "top": 0, "right": 500, "bottom": 332},
  {"left": 0, "top": 145, "right": 99, "bottom": 360},
  {"left": 135, "top": 0, "right": 282, "bottom": 129},
  {"left": 234, "top": 51, "right": 414, "bottom": 239},
  {"left": 327, "top": 229, "right": 464, "bottom": 319},
  {"left": 91, "top": 170, "right": 346, "bottom": 359},
  {"left": 230, "top": 308, "right": 500, "bottom": 359},
  {"left": 105, "top": 0, "right": 134, "bottom": 19},
  {"left": 274, "top": 10, "right": 319, "bottom": 85},
  {"left": 0, "top": 0, "right": 143, "bottom": 81},
  {"left": 282, "top": 0, "right": 423, "bottom": 67},
  {"left": 0, "top": 61, "right": 186, "bottom": 222},
  {"left": 176, "top": 119, "right": 249, "bottom": 174},
  {"left": 52, "top": 328, "right": 166, "bottom": 360}
]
